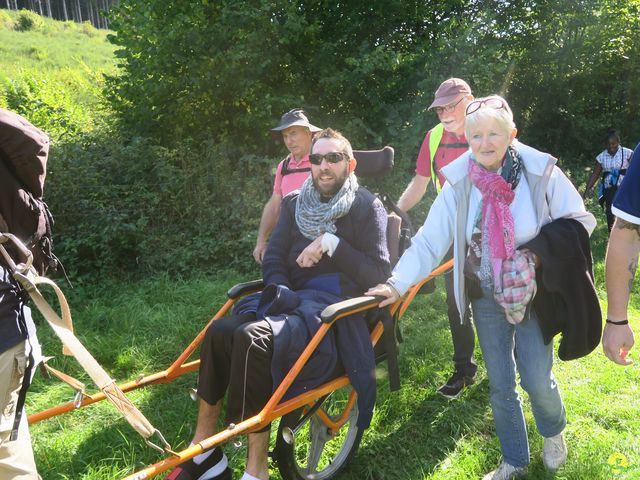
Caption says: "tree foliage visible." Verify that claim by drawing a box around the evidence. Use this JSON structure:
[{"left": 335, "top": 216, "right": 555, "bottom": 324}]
[
  {"left": 106, "top": 0, "right": 475, "bottom": 153},
  {"left": 106, "top": 0, "right": 640, "bottom": 160},
  {"left": 21, "top": 0, "right": 639, "bottom": 278},
  {"left": 46, "top": 133, "right": 272, "bottom": 277}
]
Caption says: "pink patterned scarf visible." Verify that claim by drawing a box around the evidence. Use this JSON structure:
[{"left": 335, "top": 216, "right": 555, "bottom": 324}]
[{"left": 468, "top": 158, "right": 516, "bottom": 291}]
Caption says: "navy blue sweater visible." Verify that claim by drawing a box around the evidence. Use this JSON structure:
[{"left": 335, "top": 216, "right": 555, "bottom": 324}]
[{"left": 262, "top": 187, "right": 391, "bottom": 295}]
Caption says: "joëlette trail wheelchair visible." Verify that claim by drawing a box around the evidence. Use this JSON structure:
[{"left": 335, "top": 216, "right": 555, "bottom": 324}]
[{"left": 11, "top": 147, "right": 453, "bottom": 480}]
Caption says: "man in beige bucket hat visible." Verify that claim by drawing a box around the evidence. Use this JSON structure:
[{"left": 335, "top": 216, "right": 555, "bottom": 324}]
[{"left": 253, "top": 109, "right": 322, "bottom": 263}]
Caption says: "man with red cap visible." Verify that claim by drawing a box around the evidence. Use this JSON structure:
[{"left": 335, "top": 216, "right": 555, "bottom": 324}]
[
  {"left": 397, "top": 78, "right": 477, "bottom": 399},
  {"left": 253, "top": 108, "right": 322, "bottom": 263}
]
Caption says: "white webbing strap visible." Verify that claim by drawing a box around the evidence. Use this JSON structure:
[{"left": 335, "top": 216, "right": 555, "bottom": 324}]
[{"left": 0, "top": 233, "right": 169, "bottom": 451}]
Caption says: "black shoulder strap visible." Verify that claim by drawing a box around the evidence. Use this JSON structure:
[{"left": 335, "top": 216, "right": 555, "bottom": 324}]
[
  {"left": 379, "top": 309, "right": 401, "bottom": 392},
  {"left": 281, "top": 155, "right": 311, "bottom": 177},
  {"left": 10, "top": 305, "right": 35, "bottom": 441}
]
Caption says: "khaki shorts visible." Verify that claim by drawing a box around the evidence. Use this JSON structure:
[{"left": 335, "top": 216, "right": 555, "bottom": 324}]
[{"left": 0, "top": 341, "right": 40, "bottom": 480}]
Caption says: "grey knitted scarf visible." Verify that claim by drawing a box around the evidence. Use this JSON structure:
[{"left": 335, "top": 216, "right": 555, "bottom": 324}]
[{"left": 295, "top": 173, "right": 359, "bottom": 240}]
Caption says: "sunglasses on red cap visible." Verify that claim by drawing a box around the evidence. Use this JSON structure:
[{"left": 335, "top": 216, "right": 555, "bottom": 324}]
[{"left": 309, "top": 152, "right": 350, "bottom": 165}]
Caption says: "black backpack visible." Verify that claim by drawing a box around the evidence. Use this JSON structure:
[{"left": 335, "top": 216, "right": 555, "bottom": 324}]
[{"left": 0, "top": 109, "right": 57, "bottom": 275}]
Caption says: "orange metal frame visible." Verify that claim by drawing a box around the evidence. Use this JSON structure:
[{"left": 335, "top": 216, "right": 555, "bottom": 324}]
[{"left": 28, "top": 261, "right": 453, "bottom": 480}]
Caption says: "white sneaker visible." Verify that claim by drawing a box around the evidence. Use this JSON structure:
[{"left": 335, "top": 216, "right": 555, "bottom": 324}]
[
  {"left": 482, "top": 461, "right": 526, "bottom": 480},
  {"left": 543, "top": 432, "right": 567, "bottom": 470}
]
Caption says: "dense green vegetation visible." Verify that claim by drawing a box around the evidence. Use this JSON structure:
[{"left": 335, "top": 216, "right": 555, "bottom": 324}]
[
  {"left": 107, "top": 0, "right": 640, "bottom": 160},
  {"left": 5, "top": 2, "right": 640, "bottom": 278},
  {"left": 0, "top": 8, "right": 115, "bottom": 135},
  {"left": 1, "top": 6, "right": 639, "bottom": 478}
]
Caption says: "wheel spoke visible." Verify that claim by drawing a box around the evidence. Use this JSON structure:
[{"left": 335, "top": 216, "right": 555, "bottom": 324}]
[
  {"left": 305, "top": 417, "right": 330, "bottom": 473},
  {"left": 276, "top": 386, "right": 362, "bottom": 480}
]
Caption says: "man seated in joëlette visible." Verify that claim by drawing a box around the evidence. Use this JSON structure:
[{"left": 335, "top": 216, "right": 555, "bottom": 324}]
[{"left": 168, "top": 128, "right": 390, "bottom": 480}]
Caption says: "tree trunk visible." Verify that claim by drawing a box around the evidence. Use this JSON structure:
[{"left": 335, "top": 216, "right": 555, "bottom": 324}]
[
  {"left": 87, "top": 0, "right": 94, "bottom": 26},
  {"left": 101, "top": 0, "right": 109, "bottom": 28},
  {"left": 91, "top": 0, "right": 98, "bottom": 28},
  {"left": 61, "top": 0, "right": 69, "bottom": 21},
  {"left": 99, "top": 0, "right": 105, "bottom": 29},
  {"left": 44, "top": 0, "right": 52, "bottom": 18}
]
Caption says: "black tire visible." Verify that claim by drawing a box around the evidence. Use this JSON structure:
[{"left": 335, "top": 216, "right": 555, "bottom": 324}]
[{"left": 274, "top": 386, "right": 364, "bottom": 480}]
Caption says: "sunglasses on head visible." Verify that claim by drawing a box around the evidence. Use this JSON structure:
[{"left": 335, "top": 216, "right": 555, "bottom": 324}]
[
  {"left": 465, "top": 97, "right": 507, "bottom": 116},
  {"left": 309, "top": 152, "right": 349, "bottom": 165}
]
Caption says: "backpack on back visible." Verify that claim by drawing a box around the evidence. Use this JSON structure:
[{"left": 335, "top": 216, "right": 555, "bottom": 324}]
[{"left": 0, "top": 109, "right": 56, "bottom": 275}]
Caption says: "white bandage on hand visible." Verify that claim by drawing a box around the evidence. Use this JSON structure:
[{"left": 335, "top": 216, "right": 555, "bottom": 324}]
[{"left": 321, "top": 233, "right": 339, "bottom": 257}]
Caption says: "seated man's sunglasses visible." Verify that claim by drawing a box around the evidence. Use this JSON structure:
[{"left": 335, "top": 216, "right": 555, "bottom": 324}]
[{"left": 309, "top": 152, "right": 349, "bottom": 165}]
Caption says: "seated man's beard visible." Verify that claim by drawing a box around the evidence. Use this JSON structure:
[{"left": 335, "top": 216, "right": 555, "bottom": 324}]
[{"left": 313, "top": 170, "right": 348, "bottom": 198}]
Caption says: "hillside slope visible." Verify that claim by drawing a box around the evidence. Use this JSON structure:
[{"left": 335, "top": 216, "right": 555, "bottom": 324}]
[{"left": 0, "top": 8, "right": 116, "bottom": 131}]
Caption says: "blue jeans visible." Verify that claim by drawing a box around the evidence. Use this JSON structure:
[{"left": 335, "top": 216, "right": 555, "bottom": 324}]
[{"left": 472, "top": 289, "right": 566, "bottom": 468}]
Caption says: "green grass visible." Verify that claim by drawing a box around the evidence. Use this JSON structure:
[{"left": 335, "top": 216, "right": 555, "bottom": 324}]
[
  {"left": 0, "top": 9, "right": 116, "bottom": 130},
  {"left": 26, "top": 219, "right": 640, "bottom": 480},
  {"left": 0, "top": 9, "right": 116, "bottom": 77}
]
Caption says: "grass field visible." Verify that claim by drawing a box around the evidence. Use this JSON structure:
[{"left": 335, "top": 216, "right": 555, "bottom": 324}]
[
  {"left": 0, "top": 8, "right": 116, "bottom": 129},
  {"left": 0, "top": 12, "right": 115, "bottom": 77},
  {"left": 25, "top": 202, "right": 640, "bottom": 480}
]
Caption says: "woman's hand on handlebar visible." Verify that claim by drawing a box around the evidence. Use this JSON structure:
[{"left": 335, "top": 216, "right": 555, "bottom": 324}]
[{"left": 366, "top": 283, "right": 400, "bottom": 308}]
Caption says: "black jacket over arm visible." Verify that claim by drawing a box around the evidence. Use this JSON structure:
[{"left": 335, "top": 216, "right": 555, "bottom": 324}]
[{"left": 523, "top": 218, "right": 602, "bottom": 360}]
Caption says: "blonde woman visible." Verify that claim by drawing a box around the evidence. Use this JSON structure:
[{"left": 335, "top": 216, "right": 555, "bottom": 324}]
[{"left": 368, "top": 96, "right": 596, "bottom": 479}]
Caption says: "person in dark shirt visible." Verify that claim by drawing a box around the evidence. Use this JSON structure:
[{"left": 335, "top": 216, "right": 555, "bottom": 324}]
[
  {"left": 168, "top": 128, "right": 390, "bottom": 480},
  {"left": 0, "top": 108, "right": 47, "bottom": 480}
]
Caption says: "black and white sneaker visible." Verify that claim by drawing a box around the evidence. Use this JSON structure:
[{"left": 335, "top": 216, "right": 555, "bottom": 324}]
[
  {"left": 437, "top": 370, "right": 476, "bottom": 399},
  {"left": 165, "top": 447, "right": 231, "bottom": 480}
]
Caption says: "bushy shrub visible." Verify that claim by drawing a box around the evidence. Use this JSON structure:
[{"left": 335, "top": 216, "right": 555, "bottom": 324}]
[
  {"left": 47, "top": 133, "right": 273, "bottom": 279},
  {"left": 4, "top": 76, "right": 78, "bottom": 139},
  {"left": 0, "top": 9, "right": 14, "bottom": 30},
  {"left": 60, "top": 20, "right": 77, "bottom": 32},
  {"left": 80, "top": 21, "right": 99, "bottom": 37},
  {"left": 15, "top": 9, "right": 44, "bottom": 32},
  {"left": 2, "top": 73, "right": 100, "bottom": 141},
  {"left": 27, "top": 45, "right": 48, "bottom": 60}
]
